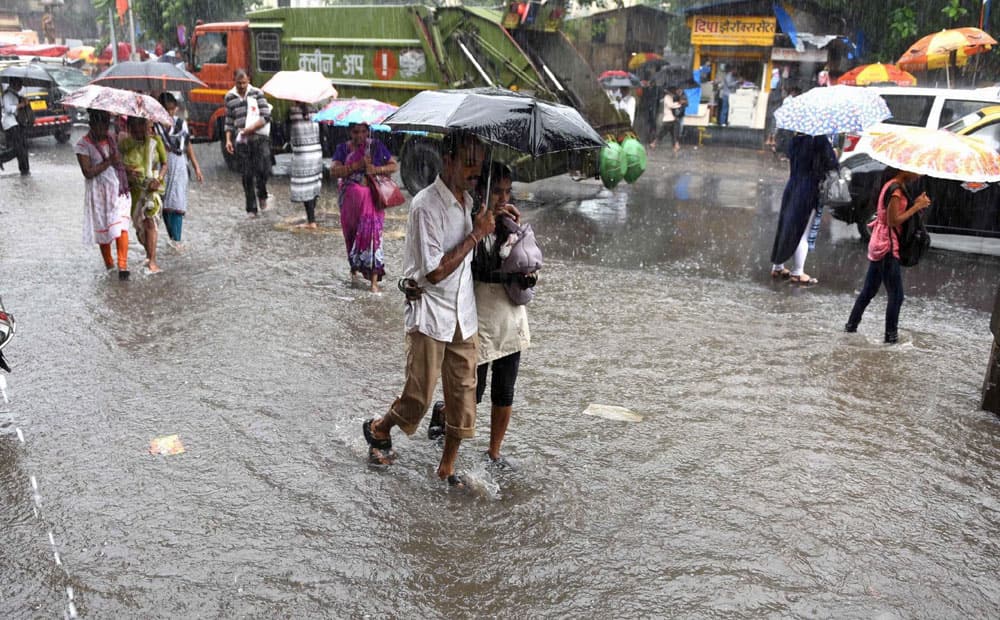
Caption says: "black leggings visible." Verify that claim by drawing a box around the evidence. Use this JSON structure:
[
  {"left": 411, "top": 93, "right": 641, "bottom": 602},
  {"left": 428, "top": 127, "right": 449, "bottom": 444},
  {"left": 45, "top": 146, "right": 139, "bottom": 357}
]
[{"left": 476, "top": 351, "right": 521, "bottom": 407}]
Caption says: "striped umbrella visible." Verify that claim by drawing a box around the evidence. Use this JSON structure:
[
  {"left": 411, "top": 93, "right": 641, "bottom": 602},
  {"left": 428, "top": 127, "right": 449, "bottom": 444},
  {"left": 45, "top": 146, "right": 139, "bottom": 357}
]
[
  {"left": 870, "top": 127, "right": 1000, "bottom": 183},
  {"left": 898, "top": 27, "right": 996, "bottom": 86},
  {"left": 774, "top": 85, "right": 891, "bottom": 136},
  {"left": 836, "top": 63, "right": 917, "bottom": 86}
]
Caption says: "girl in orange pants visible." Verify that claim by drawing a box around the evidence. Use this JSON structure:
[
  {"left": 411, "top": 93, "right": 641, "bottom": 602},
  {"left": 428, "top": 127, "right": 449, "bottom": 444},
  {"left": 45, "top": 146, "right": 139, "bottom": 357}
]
[{"left": 76, "top": 110, "right": 133, "bottom": 280}]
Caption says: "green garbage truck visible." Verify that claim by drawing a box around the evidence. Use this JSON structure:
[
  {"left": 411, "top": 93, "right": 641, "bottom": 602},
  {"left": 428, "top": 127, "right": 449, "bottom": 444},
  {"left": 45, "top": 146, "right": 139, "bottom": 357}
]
[{"left": 186, "top": 1, "right": 644, "bottom": 192}]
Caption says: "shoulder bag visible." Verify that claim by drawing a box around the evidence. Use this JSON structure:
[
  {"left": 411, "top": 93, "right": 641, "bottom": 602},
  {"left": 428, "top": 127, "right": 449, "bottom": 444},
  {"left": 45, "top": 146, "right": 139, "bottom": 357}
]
[
  {"left": 368, "top": 173, "right": 405, "bottom": 209},
  {"left": 15, "top": 95, "right": 34, "bottom": 129}
]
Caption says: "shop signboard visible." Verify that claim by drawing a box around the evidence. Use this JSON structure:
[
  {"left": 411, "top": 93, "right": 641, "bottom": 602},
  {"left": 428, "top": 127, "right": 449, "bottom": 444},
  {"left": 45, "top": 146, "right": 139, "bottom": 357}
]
[
  {"left": 688, "top": 16, "right": 776, "bottom": 47},
  {"left": 771, "top": 47, "right": 828, "bottom": 63}
]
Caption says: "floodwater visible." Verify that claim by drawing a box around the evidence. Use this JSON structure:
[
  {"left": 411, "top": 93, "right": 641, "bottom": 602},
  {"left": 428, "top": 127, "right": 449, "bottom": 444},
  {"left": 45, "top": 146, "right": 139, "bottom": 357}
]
[{"left": 2, "top": 134, "right": 999, "bottom": 618}]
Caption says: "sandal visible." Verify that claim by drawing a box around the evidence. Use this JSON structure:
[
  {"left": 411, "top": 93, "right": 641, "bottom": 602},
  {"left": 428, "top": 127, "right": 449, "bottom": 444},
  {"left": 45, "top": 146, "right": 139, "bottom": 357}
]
[
  {"left": 770, "top": 268, "right": 791, "bottom": 279},
  {"left": 363, "top": 419, "right": 395, "bottom": 464},
  {"left": 427, "top": 401, "right": 445, "bottom": 440},
  {"left": 790, "top": 274, "right": 818, "bottom": 286},
  {"left": 486, "top": 453, "right": 517, "bottom": 471}
]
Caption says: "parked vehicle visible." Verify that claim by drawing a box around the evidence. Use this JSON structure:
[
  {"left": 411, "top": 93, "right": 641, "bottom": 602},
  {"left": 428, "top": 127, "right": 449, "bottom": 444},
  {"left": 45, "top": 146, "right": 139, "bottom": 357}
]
[
  {"left": 831, "top": 86, "right": 1000, "bottom": 242},
  {"left": 185, "top": 3, "right": 636, "bottom": 193},
  {"left": 0, "top": 60, "right": 73, "bottom": 144},
  {"left": 43, "top": 64, "right": 90, "bottom": 124}
]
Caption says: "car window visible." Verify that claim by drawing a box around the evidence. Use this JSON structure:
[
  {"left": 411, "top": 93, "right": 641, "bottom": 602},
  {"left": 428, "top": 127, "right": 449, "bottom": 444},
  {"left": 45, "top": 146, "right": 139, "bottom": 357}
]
[
  {"left": 944, "top": 110, "right": 986, "bottom": 132},
  {"left": 940, "top": 99, "right": 996, "bottom": 127},
  {"left": 967, "top": 120, "right": 1000, "bottom": 151},
  {"left": 881, "top": 94, "right": 933, "bottom": 126}
]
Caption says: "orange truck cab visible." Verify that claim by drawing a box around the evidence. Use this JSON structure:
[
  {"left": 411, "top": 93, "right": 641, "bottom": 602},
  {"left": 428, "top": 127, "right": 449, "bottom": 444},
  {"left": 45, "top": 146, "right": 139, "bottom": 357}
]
[{"left": 185, "top": 22, "right": 250, "bottom": 146}]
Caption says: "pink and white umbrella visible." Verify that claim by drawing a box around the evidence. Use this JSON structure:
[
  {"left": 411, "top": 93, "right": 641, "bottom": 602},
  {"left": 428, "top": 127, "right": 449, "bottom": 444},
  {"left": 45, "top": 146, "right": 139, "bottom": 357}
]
[
  {"left": 260, "top": 70, "right": 338, "bottom": 104},
  {"left": 61, "top": 84, "right": 172, "bottom": 126}
]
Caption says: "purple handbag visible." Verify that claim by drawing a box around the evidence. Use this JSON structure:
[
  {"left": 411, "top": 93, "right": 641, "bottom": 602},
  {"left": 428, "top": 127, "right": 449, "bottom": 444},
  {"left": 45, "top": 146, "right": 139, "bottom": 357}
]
[{"left": 498, "top": 216, "right": 542, "bottom": 305}]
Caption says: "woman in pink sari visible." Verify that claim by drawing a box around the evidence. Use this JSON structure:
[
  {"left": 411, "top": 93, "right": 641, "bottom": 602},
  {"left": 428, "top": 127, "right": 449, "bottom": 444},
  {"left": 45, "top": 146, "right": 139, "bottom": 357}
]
[{"left": 330, "top": 122, "right": 398, "bottom": 292}]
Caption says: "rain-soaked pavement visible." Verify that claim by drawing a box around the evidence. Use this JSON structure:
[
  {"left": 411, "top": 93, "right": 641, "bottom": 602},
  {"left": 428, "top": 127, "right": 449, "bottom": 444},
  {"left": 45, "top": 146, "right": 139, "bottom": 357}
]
[{"left": 2, "top": 130, "right": 999, "bottom": 618}]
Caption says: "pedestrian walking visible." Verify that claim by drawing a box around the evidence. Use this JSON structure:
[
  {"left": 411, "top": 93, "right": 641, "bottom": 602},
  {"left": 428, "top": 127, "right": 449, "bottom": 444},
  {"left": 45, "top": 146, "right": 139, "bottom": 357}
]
[
  {"left": 329, "top": 122, "right": 398, "bottom": 292},
  {"left": 361, "top": 132, "right": 494, "bottom": 487},
  {"left": 845, "top": 169, "right": 931, "bottom": 343},
  {"left": 427, "top": 163, "right": 532, "bottom": 468},
  {"left": 651, "top": 87, "right": 683, "bottom": 150},
  {"left": 224, "top": 69, "right": 272, "bottom": 217},
  {"left": 288, "top": 101, "right": 322, "bottom": 228},
  {"left": 119, "top": 116, "right": 166, "bottom": 273},
  {"left": 156, "top": 92, "right": 202, "bottom": 249},
  {"left": 75, "top": 109, "right": 132, "bottom": 280},
  {"left": 1, "top": 78, "right": 30, "bottom": 175},
  {"left": 769, "top": 133, "right": 837, "bottom": 285}
]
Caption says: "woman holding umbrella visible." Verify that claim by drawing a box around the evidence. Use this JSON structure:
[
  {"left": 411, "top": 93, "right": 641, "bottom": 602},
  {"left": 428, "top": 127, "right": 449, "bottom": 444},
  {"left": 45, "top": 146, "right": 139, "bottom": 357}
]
[
  {"left": 74, "top": 109, "right": 132, "bottom": 280},
  {"left": 844, "top": 168, "right": 930, "bottom": 343},
  {"left": 288, "top": 100, "right": 323, "bottom": 228},
  {"left": 768, "top": 133, "right": 837, "bottom": 285},
  {"left": 259, "top": 70, "right": 337, "bottom": 229},
  {"left": 329, "top": 122, "right": 398, "bottom": 292}
]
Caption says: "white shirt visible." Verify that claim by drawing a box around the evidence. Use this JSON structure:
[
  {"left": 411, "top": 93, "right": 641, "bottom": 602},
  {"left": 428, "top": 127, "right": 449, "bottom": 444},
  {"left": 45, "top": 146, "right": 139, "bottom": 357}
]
[
  {"left": 1, "top": 87, "right": 22, "bottom": 131},
  {"left": 402, "top": 175, "right": 478, "bottom": 342},
  {"left": 618, "top": 94, "right": 636, "bottom": 124}
]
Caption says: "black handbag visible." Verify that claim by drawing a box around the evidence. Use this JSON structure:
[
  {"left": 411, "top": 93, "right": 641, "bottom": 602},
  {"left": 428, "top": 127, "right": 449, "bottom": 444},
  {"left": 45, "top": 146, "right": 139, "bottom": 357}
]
[{"left": 14, "top": 96, "right": 34, "bottom": 129}]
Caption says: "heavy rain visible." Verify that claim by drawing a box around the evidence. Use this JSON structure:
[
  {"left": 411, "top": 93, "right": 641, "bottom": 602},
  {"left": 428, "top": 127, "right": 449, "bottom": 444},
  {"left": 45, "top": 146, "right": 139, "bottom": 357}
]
[{"left": 2, "top": 0, "right": 1000, "bottom": 618}]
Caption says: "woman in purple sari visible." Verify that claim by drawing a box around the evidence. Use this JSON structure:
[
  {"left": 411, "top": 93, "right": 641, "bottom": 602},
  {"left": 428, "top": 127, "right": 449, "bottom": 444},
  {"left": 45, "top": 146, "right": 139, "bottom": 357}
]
[{"left": 330, "top": 122, "right": 399, "bottom": 292}]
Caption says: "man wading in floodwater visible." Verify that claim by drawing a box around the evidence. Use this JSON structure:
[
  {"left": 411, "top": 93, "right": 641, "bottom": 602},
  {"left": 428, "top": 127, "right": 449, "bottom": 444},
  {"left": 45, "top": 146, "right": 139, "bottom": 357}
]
[{"left": 362, "top": 132, "right": 494, "bottom": 488}]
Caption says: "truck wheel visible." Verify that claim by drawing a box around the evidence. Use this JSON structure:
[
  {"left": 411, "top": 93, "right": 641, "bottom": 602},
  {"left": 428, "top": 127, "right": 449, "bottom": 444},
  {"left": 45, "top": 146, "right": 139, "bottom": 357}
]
[
  {"left": 400, "top": 139, "right": 441, "bottom": 196},
  {"left": 54, "top": 129, "right": 71, "bottom": 144},
  {"left": 218, "top": 118, "right": 239, "bottom": 172}
]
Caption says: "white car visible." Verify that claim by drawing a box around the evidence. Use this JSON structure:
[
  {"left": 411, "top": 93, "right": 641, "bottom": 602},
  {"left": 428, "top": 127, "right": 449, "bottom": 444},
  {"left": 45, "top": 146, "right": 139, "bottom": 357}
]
[
  {"left": 832, "top": 86, "right": 1000, "bottom": 248},
  {"left": 840, "top": 85, "right": 1000, "bottom": 164}
]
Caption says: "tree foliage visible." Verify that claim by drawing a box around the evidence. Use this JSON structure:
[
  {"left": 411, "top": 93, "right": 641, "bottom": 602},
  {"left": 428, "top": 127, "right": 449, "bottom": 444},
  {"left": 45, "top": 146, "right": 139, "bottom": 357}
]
[{"left": 92, "top": 0, "right": 250, "bottom": 47}]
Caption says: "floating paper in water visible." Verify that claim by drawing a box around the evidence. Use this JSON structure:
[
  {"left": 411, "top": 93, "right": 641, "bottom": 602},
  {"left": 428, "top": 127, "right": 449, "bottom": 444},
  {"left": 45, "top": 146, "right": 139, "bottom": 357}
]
[
  {"left": 149, "top": 434, "right": 185, "bottom": 455},
  {"left": 582, "top": 404, "right": 642, "bottom": 422}
]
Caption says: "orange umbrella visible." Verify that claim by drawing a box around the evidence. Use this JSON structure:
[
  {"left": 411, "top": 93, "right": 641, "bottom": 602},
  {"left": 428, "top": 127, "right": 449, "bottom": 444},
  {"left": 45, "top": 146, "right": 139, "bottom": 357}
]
[
  {"left": 836, "top": 63, "right": 917, "bottom": 86},
  {"left": 628, "top": 52, "right": 664, "bottom": 71},
  {"left": 897, "top": 27, "right": 996, "bottom": 86},
  {"left": 66, "top": 45, "right": 96, "bottom": 64}
]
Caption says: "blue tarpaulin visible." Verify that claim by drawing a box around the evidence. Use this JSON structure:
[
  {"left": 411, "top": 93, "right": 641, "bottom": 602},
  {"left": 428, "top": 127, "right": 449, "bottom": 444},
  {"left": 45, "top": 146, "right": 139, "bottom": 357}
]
[{"left": 772, "top": 3, "right": 800, "bottom": 50}]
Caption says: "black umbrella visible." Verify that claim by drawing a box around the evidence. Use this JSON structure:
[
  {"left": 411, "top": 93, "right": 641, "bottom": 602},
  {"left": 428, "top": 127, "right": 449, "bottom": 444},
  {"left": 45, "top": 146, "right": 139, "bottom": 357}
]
[
  {"left": 90, "top": 61, "right": 205, "bottom": 93},
  {"left": 381, "top": 87, "right": 605, "bottom": 156},
  {"left": 0, "top": 64, "right": 55, "bottom": 88}
]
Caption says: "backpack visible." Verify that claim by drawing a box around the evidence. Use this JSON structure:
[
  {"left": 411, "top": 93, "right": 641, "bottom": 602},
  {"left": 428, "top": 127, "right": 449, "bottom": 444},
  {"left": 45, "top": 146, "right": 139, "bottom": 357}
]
[{"left": 885, "top": 182, "right": 931, "bottom": 267}]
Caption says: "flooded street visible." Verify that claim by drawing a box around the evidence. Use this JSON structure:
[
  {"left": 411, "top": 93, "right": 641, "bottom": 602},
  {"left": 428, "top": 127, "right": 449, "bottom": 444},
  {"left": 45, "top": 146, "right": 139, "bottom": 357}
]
[{"left": 2, "top": 133, "right": 999, "bottom": 618}]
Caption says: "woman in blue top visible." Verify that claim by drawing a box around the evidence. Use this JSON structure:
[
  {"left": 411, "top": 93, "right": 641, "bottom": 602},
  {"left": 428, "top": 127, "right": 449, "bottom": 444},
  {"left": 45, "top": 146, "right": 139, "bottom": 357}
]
[{"left": 329, "top": 122, "right": 398, "bottom": 292}]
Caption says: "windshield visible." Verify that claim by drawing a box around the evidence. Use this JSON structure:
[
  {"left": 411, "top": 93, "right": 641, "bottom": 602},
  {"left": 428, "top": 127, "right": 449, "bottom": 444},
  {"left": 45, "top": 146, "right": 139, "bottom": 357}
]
[
  {"left": 194, "top": 32, "right": 227, "bottom": 66},
  {"left": 45, "top": 67, "right": 89, "bottom": 89}
]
